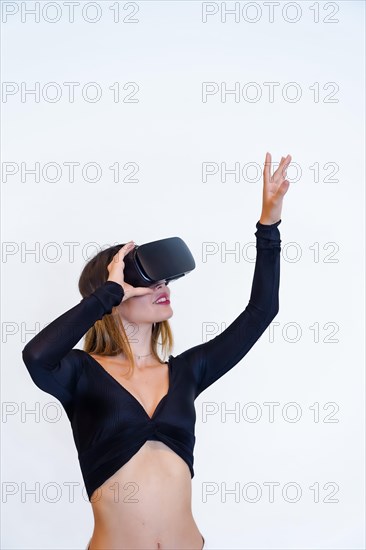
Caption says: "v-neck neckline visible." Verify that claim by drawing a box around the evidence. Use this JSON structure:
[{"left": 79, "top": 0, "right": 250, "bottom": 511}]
[{"left": 85, "top": 353, "right": 172, "bottom": 421}]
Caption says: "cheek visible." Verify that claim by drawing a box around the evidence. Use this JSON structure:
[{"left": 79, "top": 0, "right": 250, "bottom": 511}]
[{"left": 119, "top": 296, "right": 155, "bottom": 318}]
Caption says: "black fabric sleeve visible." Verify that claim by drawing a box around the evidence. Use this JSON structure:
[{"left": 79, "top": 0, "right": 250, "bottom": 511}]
[
  {"left": 22, "top": 281, "right": 124, "bottom": 408},
  {"left": 178, "top": 220, "right": 282, "bottom": 397}
]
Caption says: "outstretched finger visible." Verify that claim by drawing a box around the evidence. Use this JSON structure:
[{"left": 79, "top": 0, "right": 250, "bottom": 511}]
[
  {"left": 283, "top": 154, "right": 292, "bottom": 170},
  {"left": 264, "top": 152, "right": 271, "bottom": 185},
  {"left": 281, "top": 155, "right": 292, "bottom": 181},
  {"left": 110, "top": 242, "right": 134, "bottom": 266},
  {"left": 272, "top": 156, "right": 285, "bottom": 179},
  {"left": 274, "top": 154, "right": 292, "bottom": 181},
  {"left": 120, "top": 241, "right": 135, "bottom": 259}
]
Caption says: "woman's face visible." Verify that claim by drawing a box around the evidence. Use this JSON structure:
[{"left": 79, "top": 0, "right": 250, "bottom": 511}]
[{"left": 117, "top": 280, "right": 173, "bottom": 325}]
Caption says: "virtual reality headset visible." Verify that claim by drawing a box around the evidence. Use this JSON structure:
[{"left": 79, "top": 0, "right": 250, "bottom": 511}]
[{"left": 123, "top": 236, "right": 196, "bottom": 288}]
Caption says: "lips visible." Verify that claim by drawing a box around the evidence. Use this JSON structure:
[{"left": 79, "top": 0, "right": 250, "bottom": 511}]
[{"left": 153, "top": 292, "right": 170, "bottom": 304}]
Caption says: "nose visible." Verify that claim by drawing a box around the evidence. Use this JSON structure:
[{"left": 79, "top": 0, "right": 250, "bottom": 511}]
[{"left": 151, "top": 280, "right": 167, "bottom": 289}]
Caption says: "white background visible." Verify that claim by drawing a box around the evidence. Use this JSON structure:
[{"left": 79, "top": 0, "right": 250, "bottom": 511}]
[{"left": 1, "top": 1, "right": 365, "bottom": 549}]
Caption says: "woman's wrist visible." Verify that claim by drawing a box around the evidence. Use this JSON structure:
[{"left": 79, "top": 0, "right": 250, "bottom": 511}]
[{"left": 258, "top": 217, "right": 281, "bottom": 226}]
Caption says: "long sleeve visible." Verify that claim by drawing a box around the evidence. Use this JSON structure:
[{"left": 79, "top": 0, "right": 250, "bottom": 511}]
[
  {"left": 22, "top": 281, "right": 124, "bottom": 408},
  {"left": 178, "top": 220, "right": 282, "bottom": 397}
]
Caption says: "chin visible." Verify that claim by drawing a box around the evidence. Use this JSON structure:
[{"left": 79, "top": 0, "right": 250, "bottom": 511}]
[{"left": 155, "top": 308, "right": 174, "bottom": 322}]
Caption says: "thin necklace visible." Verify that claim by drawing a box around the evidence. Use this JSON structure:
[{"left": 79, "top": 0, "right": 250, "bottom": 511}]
[{"left": 134, "top": 353, "right": 152, "bottom": 360}]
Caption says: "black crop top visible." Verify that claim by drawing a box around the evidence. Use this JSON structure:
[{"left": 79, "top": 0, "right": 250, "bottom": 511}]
[{"left": 22, "top": 220, "right": 281, "bottom": 501}]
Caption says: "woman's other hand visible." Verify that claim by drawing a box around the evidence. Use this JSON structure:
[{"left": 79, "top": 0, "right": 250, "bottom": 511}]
[
  {"left": 107, "top": 242, "right": 154, "bottom": 302},
  {"left": 259, "top": 152, "right": 291, "bottom": 225}
]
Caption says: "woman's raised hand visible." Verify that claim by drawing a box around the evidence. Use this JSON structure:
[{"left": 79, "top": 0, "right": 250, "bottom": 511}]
[
  {"left": 260, "top": 152, "right": 292, "bottom": 225},
  {"left": 107, "top": 241, "right": 155, "bottom": 302}
]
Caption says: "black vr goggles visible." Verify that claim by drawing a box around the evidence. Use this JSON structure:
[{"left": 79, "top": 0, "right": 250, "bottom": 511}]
[{"left": 122, "top": 237, "right": 196, "bottom": 288}]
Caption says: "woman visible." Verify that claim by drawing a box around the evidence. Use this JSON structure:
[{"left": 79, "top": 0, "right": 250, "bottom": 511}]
[{"left": 22, "top": 152, "right": 291, "bottom": 550}]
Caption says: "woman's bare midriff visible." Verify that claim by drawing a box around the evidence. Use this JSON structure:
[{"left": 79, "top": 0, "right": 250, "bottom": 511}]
[
  {"left": 87, "top": 355, "right": 204, "bottom": 550},
  {"left": 88, "top": 441, "right": 204, "bottom": 550}
]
